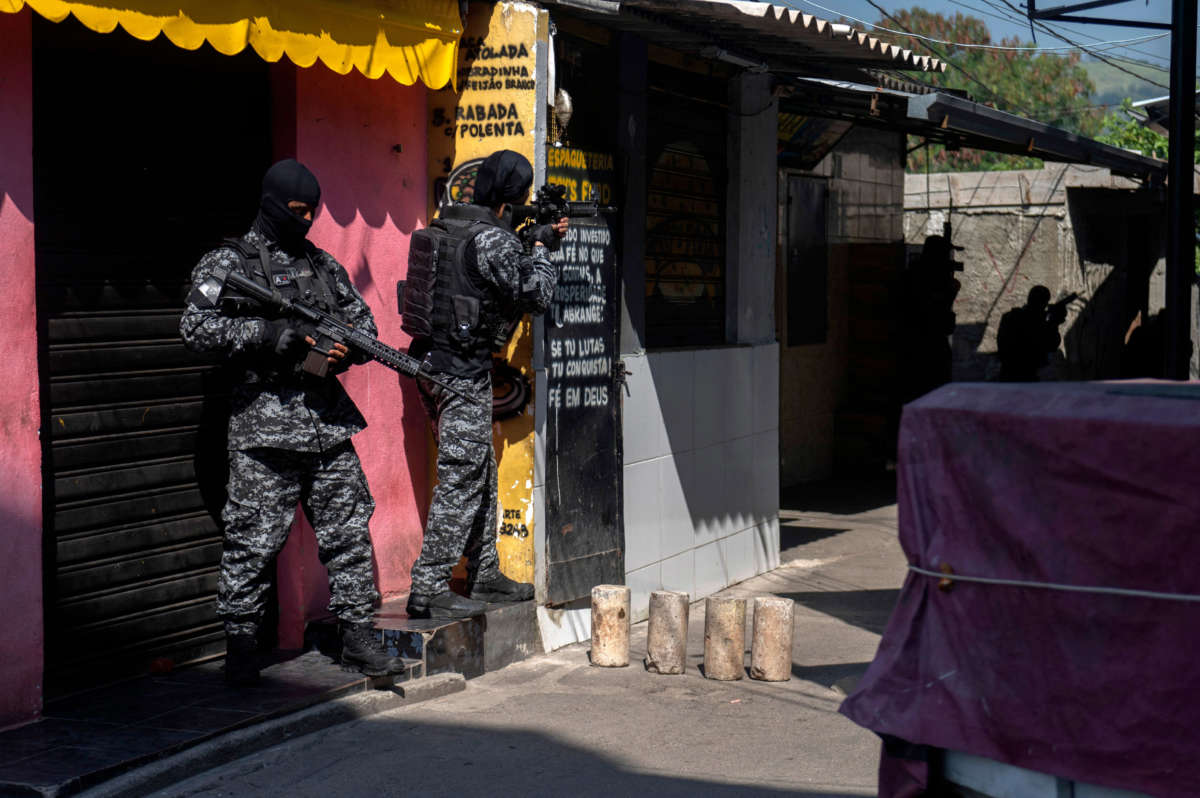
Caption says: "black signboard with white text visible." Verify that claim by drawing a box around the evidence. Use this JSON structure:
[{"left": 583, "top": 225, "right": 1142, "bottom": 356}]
[{"left": 543, "top": 148, "right": 624, "bottom": 604}]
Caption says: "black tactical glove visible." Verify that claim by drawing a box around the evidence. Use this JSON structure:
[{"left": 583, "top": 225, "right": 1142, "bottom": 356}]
[
  {"left": 264, "top": 319, "right": 314, "bottom": 359},
  {"left": 528, "top": 223, "right": 562, "bottom": 253}
]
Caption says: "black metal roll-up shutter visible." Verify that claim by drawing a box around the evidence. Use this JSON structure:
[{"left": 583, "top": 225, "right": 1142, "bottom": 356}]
[
  {"left": 42, "top": 282, "right": 235, "bottom": 689},
  {"left": 33, "top": 17, "right": 270, "bottom": 692}
]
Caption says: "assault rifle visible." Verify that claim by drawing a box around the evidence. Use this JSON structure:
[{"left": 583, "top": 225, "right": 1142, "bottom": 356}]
[
  {"left": 210, "top": 266, "right": 487, "bottom": 407},
  {"left": 1046, "top": 292, "right": 1079, "bottom": 326},
  {"left": 511, "top": 183, "right": 616, "bottom": 252}
]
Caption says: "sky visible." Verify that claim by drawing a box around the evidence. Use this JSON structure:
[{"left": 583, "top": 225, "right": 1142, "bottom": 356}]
[{"left": 776, "top": 0, "right": 1197, "bottom": 78}]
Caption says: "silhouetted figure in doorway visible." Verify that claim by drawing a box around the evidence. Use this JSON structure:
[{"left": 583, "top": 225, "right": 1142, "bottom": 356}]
[
  {"left": 900, "top": 235, "right": 961, "bottom": 402},
  {"left": 997, "top": 285, "right": 1070, "bottom": 382}
]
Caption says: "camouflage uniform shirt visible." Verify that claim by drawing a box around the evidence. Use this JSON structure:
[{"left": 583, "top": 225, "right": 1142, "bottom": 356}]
[
  {"left": 180, "top": 229, "right": 376, "bottom": 452},
  {"left": 472, "top": 225, "right": 557, "bottom": 318}
]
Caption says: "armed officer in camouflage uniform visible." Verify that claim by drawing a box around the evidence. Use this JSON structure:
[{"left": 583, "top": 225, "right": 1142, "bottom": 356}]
[
  {"left": 404, "top": 150, "right": 567, "bottom": 619},
  {"left": 180, "top": 159, "right": 404, "bottom": 685}
]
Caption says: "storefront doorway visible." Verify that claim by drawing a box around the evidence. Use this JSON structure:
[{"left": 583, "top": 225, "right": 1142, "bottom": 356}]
[{"left": 33, "top": 16, "right": 271, "bottom": 693}]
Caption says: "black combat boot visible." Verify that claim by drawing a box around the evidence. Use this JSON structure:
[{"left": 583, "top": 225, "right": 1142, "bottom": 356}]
[
  {"left": 224, "top": 633, "right": 261, "bottom": 687},
  {"left": 341, "top": 623, "right": 407, "bottom": 677},
  {"left": 406, "top": 591, "right": 488, "bottom": 619},
  {"left": 469, "top": 571, "right": 534, "bottom": 603}
]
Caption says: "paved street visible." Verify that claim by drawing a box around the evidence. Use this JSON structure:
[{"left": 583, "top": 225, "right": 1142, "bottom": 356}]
[{"left": 143, "top": 480, "right": 903, "bottom": 798}]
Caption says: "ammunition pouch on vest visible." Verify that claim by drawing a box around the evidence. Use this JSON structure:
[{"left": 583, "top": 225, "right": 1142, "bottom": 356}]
[
  {"left": 219, "top": 237, "right": 346, "bottom": 379},
  {"left": 401, "top": 205, "right": 518, "bottom": 372}
]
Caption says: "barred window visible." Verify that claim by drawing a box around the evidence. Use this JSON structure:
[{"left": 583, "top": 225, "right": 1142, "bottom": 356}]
[{"left": 644, "top": 72, "right": 727, "bottom": 348}]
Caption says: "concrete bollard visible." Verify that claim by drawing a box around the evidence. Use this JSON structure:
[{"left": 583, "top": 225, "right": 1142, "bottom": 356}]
[
  {"left": 749, "top": 596, "right": 795, "bottom": 682},
  {"left": 703, "top": 596, "right": 746, "bottom": 680},
  {"left": 645, "top": 590, "right": 690, "bottom": 675},
  {"left": 590, "top": 584, "right": 631, "bottom": 667}
]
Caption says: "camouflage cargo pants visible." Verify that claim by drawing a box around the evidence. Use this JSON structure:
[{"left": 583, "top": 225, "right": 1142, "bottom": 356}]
[
  {"left": 217, "top": 441, "right": 379, "bottom": 636},
  {"left": 409, "top": 372, "right": 500, "bottom": 596}
]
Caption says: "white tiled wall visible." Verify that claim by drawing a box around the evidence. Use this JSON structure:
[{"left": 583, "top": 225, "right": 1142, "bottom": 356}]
[{"left": 620, "top": 343, "right": 781, "bottom": 623}]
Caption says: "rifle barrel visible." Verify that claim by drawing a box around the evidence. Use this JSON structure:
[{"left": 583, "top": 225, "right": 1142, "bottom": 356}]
[{"left": 215, "top": 266, "right": 485, "bottom": 407}]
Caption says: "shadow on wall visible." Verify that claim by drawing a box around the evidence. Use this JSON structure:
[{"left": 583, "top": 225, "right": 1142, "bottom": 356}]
[
  {"left": 958, "top": 184, "right": 1167, "bottom": 381},
  {"left": 0, "top": 182, "right": 32, "bottom": 223},
  {"left": 952, "top": 167, "right": 1070, "bottom": 382},
  {"left": 1059, "top": 188, "right": 1165, "bottom": 380},
  {"left": 1059, "top": 267, "right": 1126, "bottom": 379},
  {"left": 0, "top": 10, "right": 33, "bottom": 220},
  {"left": 296, "top": 63, "right": 430, "bottom": 251},
  {"left": 400, "top": 376, "right": 433, "bottom": 526},
  {"left": 622, "top": 345, "right": 778, "bottom": 594}
]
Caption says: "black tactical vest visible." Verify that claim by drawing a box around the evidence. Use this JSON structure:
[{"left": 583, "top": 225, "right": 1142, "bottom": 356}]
[
  {"left": 221, "top": 237, "right": 345, "bottom": 379},
  {"left": 402, "top": 204, "right": 516, "bottom": 377},
  {"left": 223, "top": 238, "right": 342, "bottom": 316}
]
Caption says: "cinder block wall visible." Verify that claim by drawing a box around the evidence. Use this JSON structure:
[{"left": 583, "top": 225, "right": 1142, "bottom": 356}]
[{"left": 904, "top": 165, "right": 1198, "bottom": 380}]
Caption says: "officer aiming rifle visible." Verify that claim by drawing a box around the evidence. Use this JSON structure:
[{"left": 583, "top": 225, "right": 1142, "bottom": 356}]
[
  {"left": 510, "top": 182, "right": 615, "bottom": 253},
  {"left": 1045, "top": 292, "right": 1079, "bottom": 327},
  {"left": 997, "top": 285, "right": 1076, "bottom": 382},
  {"left": 399, "top": 150, "right": 569, "bottom": 620}
]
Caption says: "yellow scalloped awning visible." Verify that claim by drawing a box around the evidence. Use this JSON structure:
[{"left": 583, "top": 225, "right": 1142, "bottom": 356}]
[{"left": 1, "top": 0, "right": 462, "bottom": 88}]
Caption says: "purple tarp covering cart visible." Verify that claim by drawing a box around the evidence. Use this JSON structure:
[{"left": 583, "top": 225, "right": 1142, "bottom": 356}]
[{"left": 840, "top": 381, "right": 1200, "bottom": 798}]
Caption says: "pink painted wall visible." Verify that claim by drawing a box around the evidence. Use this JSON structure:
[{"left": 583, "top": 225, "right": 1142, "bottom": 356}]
[
  {"left": 270, "top": 63, "right": 431, "bottom": 644},
  {"left": 0, "top": 8, "right": 44, "bottom": 730}
]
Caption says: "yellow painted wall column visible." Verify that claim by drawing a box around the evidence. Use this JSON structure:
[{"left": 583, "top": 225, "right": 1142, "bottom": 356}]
[{"left": 426, "top": 1, "right": 548, "bottom": 585}]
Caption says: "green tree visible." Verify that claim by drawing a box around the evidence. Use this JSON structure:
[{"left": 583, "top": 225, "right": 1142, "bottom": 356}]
[
  {"left": 1096, "top": 98, "right": 1200, "bottom": 160},
  {"left": 871, "top": 9, "right": 1102, "bottom": 172}
]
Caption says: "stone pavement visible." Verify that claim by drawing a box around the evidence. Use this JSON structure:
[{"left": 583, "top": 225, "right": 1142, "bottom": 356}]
[{"left": 128, "top": 477, "right": 904, "bottom": 798}]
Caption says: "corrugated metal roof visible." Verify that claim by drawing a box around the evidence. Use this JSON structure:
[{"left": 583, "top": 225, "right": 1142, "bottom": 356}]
[{"left": 544, "top": 0, "right": 945, "bottom": 75}]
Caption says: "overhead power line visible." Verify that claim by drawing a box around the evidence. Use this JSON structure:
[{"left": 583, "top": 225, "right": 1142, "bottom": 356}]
[
  {"left": 856, "top": 0, "right": 1039, "bottom": 115},
  {"left": 972, "top": 0, "right": 1172, "bottom": 65},
  {"left": 993, "top": 0, "right": 1171, "bottom": 89},
  {"left": 785, "top": 0, "right": 1168, "bottom": 52},
  {"left": 947, "top": 0, "right": 1035, "bottom": 31}
]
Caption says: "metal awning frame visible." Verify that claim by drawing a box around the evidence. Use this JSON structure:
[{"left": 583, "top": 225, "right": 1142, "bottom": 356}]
[
  {"left": 908, "top": 93, "right": 1164, "bottom": 181},
  {"left": 780, "top": 79, "right": 1166, "bottom": 182}
]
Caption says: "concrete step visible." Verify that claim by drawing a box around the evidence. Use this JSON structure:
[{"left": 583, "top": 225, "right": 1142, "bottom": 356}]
[
  {"left": 266, "top": 599, "right": 544, "bottom": 683},
  {"left": 322, "top": 597, "right": 541, "bottom": 681}
]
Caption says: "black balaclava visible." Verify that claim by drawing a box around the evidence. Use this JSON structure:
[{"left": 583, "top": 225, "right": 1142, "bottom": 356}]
[
  {"left": 253, "top": 159, "right": 321, "bottom": 251},
  {"left": 473, "top": 150, "right": 533, "bottom": 208}
]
